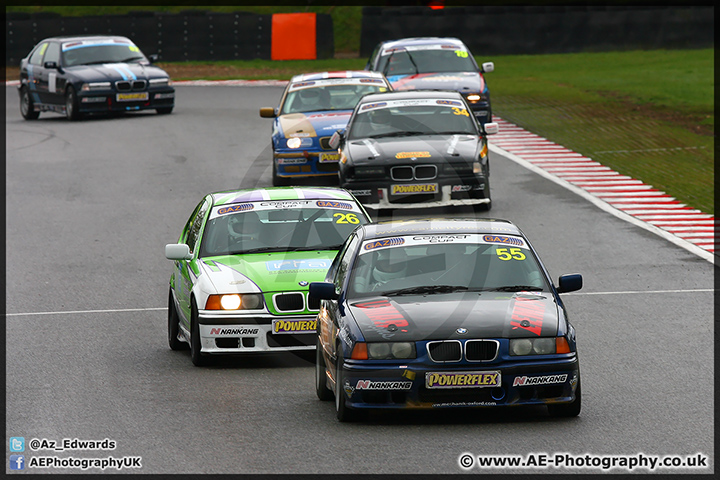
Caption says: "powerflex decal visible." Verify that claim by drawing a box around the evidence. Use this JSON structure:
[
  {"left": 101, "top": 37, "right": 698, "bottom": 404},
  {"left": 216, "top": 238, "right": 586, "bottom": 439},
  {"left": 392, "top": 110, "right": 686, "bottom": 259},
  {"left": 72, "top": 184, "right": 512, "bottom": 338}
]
[
  {"left": 482, "top": 235, "right": 525, "bottom": 247},
  {"left": 391, "top": 184, "right": 437, "bottom": 195},
  {"left": 513, "top": 374, "right": 568, "bottom": 387},
  {"left": 509, "top": 297, "right": 546, "bottom": 336},
  {"left": 210, "top": 328, "right": 259, "bottom": 335},
  {"left": 217, "top": 204, "right": 254, "bottom": 215},
  {"left": 272, "top": 319, "right": 317, "bottom": 334},
  {"left": 426, "top": 371, "right": 501, "bottom": 389},
  {"left": 395, "top": 151, "right": 431, "bottom": 159},
  {"left": 266, "top": 259, "right": 331, "bottom": 271},
  {"left": 355, "top": 380, "right": 412, "bottom": 390},
  {"left": 353, "top": 299, "right": 409, "bottom": 329},
  {"left": 363, "top": 237, "right": 405, "bottom": 251}
]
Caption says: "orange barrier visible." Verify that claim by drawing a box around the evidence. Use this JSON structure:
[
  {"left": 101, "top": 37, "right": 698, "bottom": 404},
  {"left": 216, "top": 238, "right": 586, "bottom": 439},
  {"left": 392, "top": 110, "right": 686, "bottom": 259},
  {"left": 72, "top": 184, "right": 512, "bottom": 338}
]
[{"left": 271, "top": 13, "right": 317, "bottom": 61}]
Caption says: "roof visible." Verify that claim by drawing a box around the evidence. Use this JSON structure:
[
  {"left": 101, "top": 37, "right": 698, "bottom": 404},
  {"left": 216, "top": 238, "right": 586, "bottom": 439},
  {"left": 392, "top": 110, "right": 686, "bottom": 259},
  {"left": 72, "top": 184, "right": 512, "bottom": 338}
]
[
  {"left": 359, "top": 218, "right": 521, "bottom": 239},
  {"left": 380, "top": 37, "right": 467, "bottom": 52},
  {"left": 289, "top": 71, "right": 386, "bottom": 83},
  {"left": 40, "top": 35, "right": 133, "bottom": 43},
  {"left": 209, "top": 187, "right": 358, "bottom": 206}
]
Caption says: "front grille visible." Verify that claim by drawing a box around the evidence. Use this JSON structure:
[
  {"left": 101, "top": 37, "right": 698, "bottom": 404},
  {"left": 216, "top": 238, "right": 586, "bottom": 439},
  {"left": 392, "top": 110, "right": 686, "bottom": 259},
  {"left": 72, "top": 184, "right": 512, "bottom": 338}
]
[
  {"left": 389, "top": 194, "right": 437, "bottom": 204},
  {"left": 465, "top": 340, "right": 499, "bottom": 362},
  {"left": 414, "top": 165, "right": 437, "bottom": 180},
  {"left": 273, "top": 292, "right": 304, "bottom": 312},
  {"left": 115, "top": 80, "right": 147, "bottom": 91},
  {"left": 307, "top": 294, "right": 320, "bottom": 311},
  {"left": 266, "top": 332, "right": 314, "bottom": 348},
  {"left": 418, "top": 387, "right": 498, "bottom": 404},
  {"left": 390, "top": 165, "right": 438, "bottom": 181},
  {"left": 391, "top": 166, "right": 414, "bottom": 181},
  {"left": 316, "top": 162, "right": 338, "bottom": 172},
  {"left": 319, "top": 137, "right": 333, "bottom": 150},
  {"left": 427, "top": 340, "right": 462, "bottom": 362}
]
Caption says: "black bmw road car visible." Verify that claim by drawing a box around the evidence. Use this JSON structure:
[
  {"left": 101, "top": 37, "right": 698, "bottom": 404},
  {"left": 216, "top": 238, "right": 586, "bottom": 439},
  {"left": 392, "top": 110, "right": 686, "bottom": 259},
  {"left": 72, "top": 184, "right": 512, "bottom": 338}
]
[
  {"left": 329, "top": 90, "right": 498, "bottom": 211},
  {"left": 310, "top": 219, "right": 583, "bottom": 422},
  {"left": 18, "top": 35, "right": 175, "bottom": 121}
]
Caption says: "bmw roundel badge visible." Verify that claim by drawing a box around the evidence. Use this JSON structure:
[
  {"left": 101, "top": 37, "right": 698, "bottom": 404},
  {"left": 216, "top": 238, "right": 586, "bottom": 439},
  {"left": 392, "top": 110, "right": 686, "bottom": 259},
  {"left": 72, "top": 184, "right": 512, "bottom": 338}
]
[
  {"left": 456, "top": 327, "right": 468, "bottom": 335},
  {"left": 298, "top": 281, "right": 309, "bottom": 286}
]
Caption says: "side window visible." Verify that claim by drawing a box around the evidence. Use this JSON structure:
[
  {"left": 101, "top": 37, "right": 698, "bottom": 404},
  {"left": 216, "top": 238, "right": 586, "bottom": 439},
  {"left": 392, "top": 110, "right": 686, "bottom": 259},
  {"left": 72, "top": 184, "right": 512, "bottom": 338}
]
[
  {"left": 29, "top": 42, "right": 49, "bottom": 65},
  {"left": 366, "top": 44, "right": 381, "bottom": 70},
  {"left": 333, "top": 234, "right": 360, "bottom": 293},
  {"left": 43, "top": 42, "right": 60, "bottom": 65},
  {"left": 184, "top": 199, "right": 210, "bottom": 254}
]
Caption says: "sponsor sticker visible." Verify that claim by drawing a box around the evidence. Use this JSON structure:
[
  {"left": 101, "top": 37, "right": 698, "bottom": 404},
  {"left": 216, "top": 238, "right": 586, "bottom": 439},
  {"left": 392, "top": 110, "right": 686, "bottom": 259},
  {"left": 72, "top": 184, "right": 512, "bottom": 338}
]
[
  {"left": 395, "top": 151, "right": 431, "bottom": 159},
  {"left": 355, "top": 380, "right": 412, "bottom": 390},
  {"left": 363, "top": 237, "right": 405, "bottom": 251},
  {"left": 217, "top": 204, "right": 254, "bottom": 215},
  {"left": 391, "top": 184, "right": 437, "bottom": 195},
  {"left": 510, "top": 297, "right": 546, "bottom": 336},
  {"left": 277, "top": 158, "right": 307, "bottom": 165},
  {"left": 266, "top": 259, "right": 331, "bottom": 271},
  {"left": 426, "top": 371, "right": 501, "bottom": 389},
  {"left": 316, "top": 200, "right": 352, "bottom": 210},
  {"left": 513, "top": 374, "right": 568, "bottom": 387},
  {"left": 319, "top": 153, "right": 340, "bottom": 163},
  {"left": 482, "top": 235, "right": 525, "bottom": 247},
  {"left": 210, "top": 327, "right": 259, "bottom": 336},
  {"left": 272, "top": 319, "right": 317, "bottom": 334}
]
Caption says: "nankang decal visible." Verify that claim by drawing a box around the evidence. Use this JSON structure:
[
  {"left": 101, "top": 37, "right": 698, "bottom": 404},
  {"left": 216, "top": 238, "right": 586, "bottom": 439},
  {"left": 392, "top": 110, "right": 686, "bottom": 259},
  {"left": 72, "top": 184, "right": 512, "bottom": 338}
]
[
  {"left": 426, "top": 371, "right": 501, "bottom": 389},
  {"left": 266, "top": 259, "right": 331, "bottom": 271},
  {"left": 482, "top": 235, "right": 524, "bottom": 247},
  {"left": 210, "top": 328, "right": 259, "bottom": 335},
  {"left": 316, "top": 200, "right": 352, "bottom": 210},
  {"left": 355, "top": 380, "right": 412, "bottom": 390},
  {"left": 217, "top": 204, "right": 254, "bottom": 215},
  {"left": 363, "top": 237, "right": 405, "bottom": 251},
  {"left": 513, "top": 374, "right": 568, "bottom": 387}
]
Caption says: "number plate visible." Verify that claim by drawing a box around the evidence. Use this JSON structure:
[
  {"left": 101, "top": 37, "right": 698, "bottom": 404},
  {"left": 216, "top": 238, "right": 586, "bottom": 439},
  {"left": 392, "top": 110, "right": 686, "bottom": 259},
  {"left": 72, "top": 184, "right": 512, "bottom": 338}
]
[
  {"left": 391, "top": 184, "right": 437, "bottom": 195},
  {"left": 426, "top": 371, "right": 501, "bottom": 389},
  {"left": 319, "top": 153, "right": 340, "bottom": 163},
  {"left": 271, "top": 319, "right": 317, "bottom": 334},
  {"left": 116, "top": 92, "right": 149, "bottom": 102}
]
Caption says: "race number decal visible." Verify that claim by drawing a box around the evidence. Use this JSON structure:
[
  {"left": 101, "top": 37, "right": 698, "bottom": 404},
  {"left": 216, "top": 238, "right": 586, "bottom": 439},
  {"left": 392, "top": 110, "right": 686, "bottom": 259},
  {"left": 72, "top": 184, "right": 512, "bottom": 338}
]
[
  {"left": 452, "top": 107, "right": 469, "bottom": 117},
  {"left": 333, "top": 213, "right": 360, "bottom": 224},
  {"left": 496, "top": 248, "right": 526, "bottom": 261}
]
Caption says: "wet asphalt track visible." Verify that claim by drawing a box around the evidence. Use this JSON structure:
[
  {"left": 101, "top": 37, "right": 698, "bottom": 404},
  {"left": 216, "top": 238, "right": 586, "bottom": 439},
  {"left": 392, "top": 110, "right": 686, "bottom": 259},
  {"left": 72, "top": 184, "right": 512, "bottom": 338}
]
[{"left": 5, "top": 85, "right": 714, "bottom": 475}]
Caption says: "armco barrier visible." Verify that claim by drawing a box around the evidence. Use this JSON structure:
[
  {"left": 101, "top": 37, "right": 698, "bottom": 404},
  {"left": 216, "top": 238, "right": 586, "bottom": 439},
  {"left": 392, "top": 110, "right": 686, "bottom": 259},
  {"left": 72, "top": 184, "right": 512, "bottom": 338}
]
[
  {"left": 5, "top": 10, "right": 333, "bottom": 65},
  {"left": 359, "top": 5, "right": 713, "bottom": 57}
]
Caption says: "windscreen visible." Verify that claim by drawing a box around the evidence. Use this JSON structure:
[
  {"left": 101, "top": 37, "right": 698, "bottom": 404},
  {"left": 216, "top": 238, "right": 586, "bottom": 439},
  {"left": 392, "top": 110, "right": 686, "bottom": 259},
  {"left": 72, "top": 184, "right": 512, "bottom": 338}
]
[
  {"left": 378, "top": 45, "right": 476, "bottom": 76},
  {"left": 61, "top": 39, "right": 147, "bottom": 67}
]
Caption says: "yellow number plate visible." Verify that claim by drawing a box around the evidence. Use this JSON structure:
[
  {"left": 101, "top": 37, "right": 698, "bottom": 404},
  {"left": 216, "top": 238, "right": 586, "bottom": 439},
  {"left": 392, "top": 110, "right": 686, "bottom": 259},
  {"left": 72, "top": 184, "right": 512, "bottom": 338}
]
[
  {"left": 319, "top": 153, "right": 340, "bottom": 163},
  {"left": 391, "top": 184, "right": 437, "bottom": 195},
  {"left": 116, "top": 92, "right": 149, "bottom": 102}
]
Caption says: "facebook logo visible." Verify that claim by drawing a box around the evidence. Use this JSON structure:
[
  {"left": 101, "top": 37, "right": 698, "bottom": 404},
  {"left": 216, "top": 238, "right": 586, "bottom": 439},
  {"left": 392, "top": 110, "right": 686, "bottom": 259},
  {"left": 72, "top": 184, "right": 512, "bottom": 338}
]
[
  {"left": 9, "top": 455, "right": 25, "bottom": 470},
  {"left": 10, "top": 437, "right": 25, "bottom": 452}
]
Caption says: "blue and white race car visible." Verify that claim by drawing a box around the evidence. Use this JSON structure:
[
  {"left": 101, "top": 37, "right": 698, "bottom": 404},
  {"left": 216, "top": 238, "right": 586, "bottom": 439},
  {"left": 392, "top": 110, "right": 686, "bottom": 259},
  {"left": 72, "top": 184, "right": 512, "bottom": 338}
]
[{"left": 259, "top": 71, "right": 392, "bottom": 186}]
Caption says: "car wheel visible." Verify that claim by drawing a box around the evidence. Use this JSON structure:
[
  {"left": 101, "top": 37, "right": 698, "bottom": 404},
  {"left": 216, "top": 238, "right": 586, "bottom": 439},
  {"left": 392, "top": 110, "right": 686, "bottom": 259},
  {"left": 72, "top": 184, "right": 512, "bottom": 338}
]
[
  {"left": 65, "top": 85, "right": 81, "bottom": 121},
  {"left": 20, "top": 87, "right": 40, "bottom": 120},
  {"left": 190, "top": 298, "right": 210, "bottom": 366},
  {"left": 156, "top": 107, "right": 173, "bottom": 115},
  {"left": 335, "top": 350, "right": 359, "bottom": 422},
  {"left": 272, "top": 161, "right": 291, "bottom": 187},
  {"left": 168, "top": 289, "right": 189, "bottom": 351},
  {"left": 315, "top": 337, "right": 333, "bottom": 401},
  {"left": 548, "top": 378, "right": 581, "bottom": 417}
]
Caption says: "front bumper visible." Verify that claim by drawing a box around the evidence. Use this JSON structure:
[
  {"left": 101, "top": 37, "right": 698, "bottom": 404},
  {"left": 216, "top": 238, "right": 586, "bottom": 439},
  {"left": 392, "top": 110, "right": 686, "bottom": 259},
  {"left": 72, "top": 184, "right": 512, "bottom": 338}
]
[
  {"left": 339, "top": 355, "right": 579, "bottom": 410},
  {"left": 274, "top": 150, "right": 340, "bottom": 179},
  {"left": 196, "top": 313, "right": 316, "bottom": 354},
  {"left": 76, "top": 88, "right": 175, "bottom": 113},
  {"left": 343, "top": 182, "right": 489, "bottom": 210}
]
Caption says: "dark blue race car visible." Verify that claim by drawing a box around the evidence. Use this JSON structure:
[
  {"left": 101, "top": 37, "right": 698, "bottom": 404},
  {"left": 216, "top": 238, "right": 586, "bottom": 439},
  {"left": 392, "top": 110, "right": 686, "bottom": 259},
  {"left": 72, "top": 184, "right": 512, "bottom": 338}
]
[
  {"left": 310, "top": 218, "right": 583, "bottom": 422},
  {"left": 259, "top": 71, "right": 392, "bottom": 186},
  {"left": 18, "top": 35, "right": 175, "bottom": 121}
]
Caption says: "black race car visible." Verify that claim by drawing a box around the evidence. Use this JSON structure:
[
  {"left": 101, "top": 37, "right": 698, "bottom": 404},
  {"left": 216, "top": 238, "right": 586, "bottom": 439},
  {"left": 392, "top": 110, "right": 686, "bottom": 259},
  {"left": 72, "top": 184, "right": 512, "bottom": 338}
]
[
  {"left": 309, "top": 218, "right": 583, "bottom": 422},
  {"left": 329, "top": 90, "right": 498, "bottom": 211},
  {"left": 365, "top": 37, "right": 494, "bottom": 123},
  {"left": 18, "top": 35, "right": 175, "bottom": 120}
]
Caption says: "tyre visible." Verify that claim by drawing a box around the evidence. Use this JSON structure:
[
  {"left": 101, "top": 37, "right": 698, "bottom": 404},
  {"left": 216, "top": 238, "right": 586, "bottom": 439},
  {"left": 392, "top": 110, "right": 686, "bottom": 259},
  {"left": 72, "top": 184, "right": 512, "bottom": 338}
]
[
  {"left": 65, "top": 85, "right": 81, "bottom": 121},
  {"left": 272, "top": 161, "right": 291, "bottom": 187},
  {"left": 190, "top": 298, "right": 210, "bottom": 366},
  {"left": 335, "top": 350, "right": 359, "bottom": 422},
  {"left": 315, "top": 337, "right": 333, "bottom": 401},
  {"left": 168, "top": 289, "right": 189, "bottom": 351},
  {"left": 548, "top": 378, "right": 581, "bottom": 417},
  {"left": 20, "top": 87, "right": 40, "bottom": 120},
  {"left": 156, "top": 107, "right": 173, "bottom": 115}
]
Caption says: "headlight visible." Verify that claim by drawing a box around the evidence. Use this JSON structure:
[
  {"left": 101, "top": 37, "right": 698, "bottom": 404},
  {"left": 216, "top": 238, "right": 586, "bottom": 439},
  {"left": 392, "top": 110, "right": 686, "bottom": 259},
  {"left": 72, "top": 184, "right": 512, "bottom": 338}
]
[
  {"left": 81, "top": 82, "right": 111, "bottom": 91},
  {"left": 473, "top": 161, "right": 482, "bottom": 174},
  {"left": 287, "top": 137, "right": 303, "bottom": 149},
  {"left": 465, "top": 94, "right": 482, "bottom": 102},
  {"left": 366, "top": 342, "right": 416, "bottom": 359},
  {"left": 509, "top": 337, "right": 571, "bottom": 355},
  {"left": 443, "top": 162, "right": 473, "bottom": 174},
  {"left": 354, "top": 166, "right": 385, "bottom": 177},
  {"left": 205, "top": 293, "right": 263, "bottom": 310},
  {"left": 149, "top": 77, "right": 170, "bottom": 86}
]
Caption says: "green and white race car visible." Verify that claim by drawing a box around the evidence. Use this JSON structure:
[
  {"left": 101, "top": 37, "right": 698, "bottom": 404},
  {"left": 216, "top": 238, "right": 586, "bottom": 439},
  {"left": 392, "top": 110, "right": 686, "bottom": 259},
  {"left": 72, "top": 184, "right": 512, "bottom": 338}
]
[{"left": 165, "top": 187, "right": 372, "bottom": 366}]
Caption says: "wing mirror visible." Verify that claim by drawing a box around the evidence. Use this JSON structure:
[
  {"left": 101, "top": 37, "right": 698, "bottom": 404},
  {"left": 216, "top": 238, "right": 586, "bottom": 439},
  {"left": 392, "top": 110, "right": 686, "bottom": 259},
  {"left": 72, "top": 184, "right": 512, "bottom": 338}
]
[
  {"left": 259, "top": 107, "right": 277, "bottom": 118},
  {"left": 481, "top": 62, "right": 494, "bottom": 73},
  {"left": 309, "top": 282, "right": 339, "bottom": 300},
  {"left": 483, "top": 122, "right": 499, "bottom": 135},
  {"left": 556, "top": 274, "right": 583, "bottom": 293},
  {"left": 165, "top": 244, "right": 192, "bottom": 260},
  {"left": 328, "top": 129, "right": 346, "bottom": 150}
]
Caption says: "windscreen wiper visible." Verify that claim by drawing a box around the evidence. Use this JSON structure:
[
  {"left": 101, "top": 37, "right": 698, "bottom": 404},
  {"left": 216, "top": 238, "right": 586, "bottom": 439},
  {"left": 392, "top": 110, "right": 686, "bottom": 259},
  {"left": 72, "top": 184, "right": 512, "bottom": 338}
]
[{"left": 384, "top": 285, "right": 469, "bottom": 296}]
